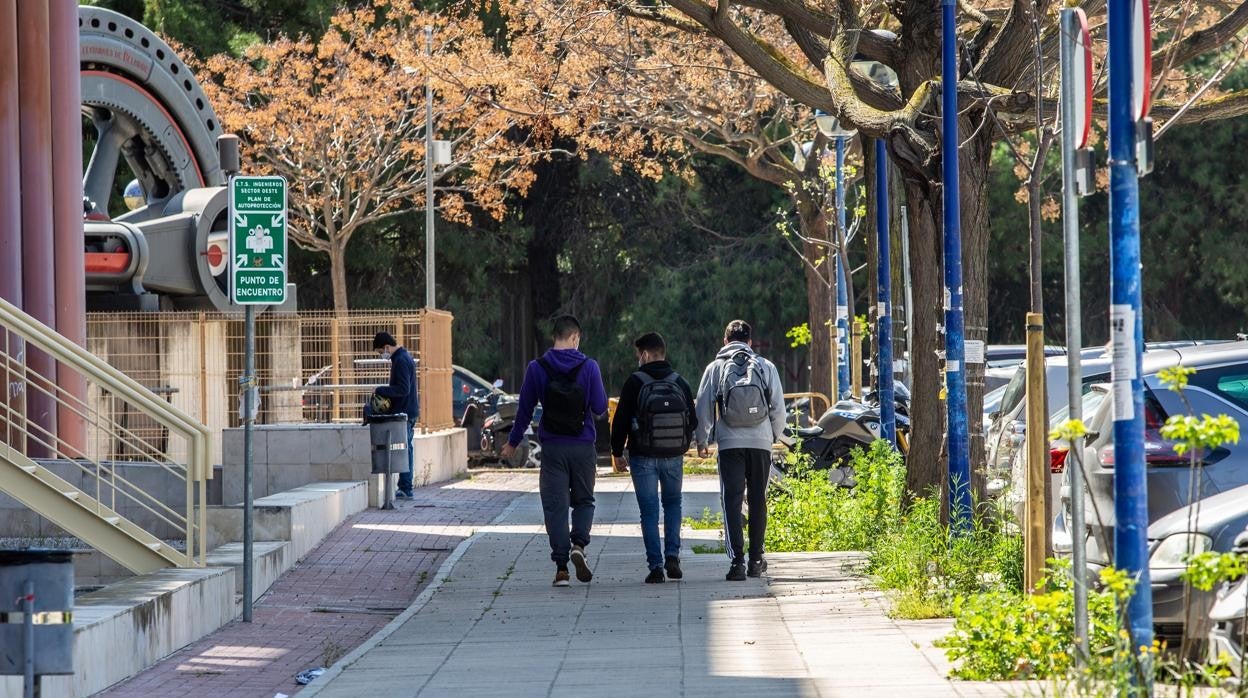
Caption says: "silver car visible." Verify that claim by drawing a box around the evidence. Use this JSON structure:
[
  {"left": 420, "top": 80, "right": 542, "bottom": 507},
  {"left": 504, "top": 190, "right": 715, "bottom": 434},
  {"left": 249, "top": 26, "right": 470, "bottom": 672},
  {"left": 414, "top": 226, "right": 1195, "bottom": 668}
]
[{"left": 1061, "top": 341, "right": 1248, "bottom": 650}]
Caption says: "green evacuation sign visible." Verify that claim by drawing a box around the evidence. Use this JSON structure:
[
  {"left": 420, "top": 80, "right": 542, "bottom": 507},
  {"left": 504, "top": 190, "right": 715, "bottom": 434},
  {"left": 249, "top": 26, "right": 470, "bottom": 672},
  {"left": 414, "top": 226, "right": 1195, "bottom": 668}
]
[{"left": 229, "top": 175, "right": 288, "bottom": 305}]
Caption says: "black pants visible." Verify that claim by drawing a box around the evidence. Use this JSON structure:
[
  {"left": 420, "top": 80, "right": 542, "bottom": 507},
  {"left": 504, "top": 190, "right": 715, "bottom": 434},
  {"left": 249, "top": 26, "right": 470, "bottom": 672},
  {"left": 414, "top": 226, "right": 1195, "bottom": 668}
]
[
  {"left": 539, "top": 440, "right": 597, "bottom": 565},
  {"left": 718, "top": 448, "right": 769, "bottom": 565}
]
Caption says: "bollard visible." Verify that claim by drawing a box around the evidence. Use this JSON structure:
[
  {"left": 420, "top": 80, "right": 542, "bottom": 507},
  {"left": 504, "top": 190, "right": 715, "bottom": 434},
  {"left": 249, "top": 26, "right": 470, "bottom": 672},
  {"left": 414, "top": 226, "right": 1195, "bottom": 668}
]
[
  {"left": 1023, "top": 313, "right": 1050, "bottom": 592},
  {"left": 0, "top": 550, "right": 74, "bottom": 697}
]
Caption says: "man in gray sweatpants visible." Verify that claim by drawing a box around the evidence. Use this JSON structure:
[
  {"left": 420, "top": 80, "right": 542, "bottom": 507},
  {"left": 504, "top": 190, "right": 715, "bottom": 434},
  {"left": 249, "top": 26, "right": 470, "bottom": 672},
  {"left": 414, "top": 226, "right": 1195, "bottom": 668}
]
[{"left": 695, "top": 320, "right": 786, "bottom": 581}]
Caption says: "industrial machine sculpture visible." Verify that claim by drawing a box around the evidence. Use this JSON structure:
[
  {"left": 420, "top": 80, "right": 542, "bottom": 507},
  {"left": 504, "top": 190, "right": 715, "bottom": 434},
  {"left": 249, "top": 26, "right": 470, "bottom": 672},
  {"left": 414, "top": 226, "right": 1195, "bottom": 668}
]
[{"left": 79, "top": 6, "right": 287, "bottom": 312}]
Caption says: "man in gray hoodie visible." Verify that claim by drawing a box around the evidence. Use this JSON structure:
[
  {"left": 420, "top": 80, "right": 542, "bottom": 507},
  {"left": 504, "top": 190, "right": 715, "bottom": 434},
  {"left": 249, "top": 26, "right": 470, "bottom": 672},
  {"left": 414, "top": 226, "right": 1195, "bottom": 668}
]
[{"left": 695, "top": 320, "right": 786, "bottom": 581}]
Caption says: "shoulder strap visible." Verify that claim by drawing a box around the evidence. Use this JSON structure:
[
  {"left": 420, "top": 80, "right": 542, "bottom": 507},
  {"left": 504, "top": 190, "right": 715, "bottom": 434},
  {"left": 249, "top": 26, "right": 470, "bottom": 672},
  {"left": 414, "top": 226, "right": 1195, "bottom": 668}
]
[
  {"left": 633, "top": 370, "right": 655, "bottom": 386},
  {"left": 567, "top": 360, "right": 585, "bottom": 379},
  {"left": 536, "top": 357, "right": 556, "bottom": 377}
]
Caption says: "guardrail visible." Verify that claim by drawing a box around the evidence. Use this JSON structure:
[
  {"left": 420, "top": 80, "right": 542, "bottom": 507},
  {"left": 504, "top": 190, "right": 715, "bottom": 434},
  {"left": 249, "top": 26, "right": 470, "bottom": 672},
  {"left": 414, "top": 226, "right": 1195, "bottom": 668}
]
[{"left": 0, "top": 297, "right": 209, "bottom": 567}]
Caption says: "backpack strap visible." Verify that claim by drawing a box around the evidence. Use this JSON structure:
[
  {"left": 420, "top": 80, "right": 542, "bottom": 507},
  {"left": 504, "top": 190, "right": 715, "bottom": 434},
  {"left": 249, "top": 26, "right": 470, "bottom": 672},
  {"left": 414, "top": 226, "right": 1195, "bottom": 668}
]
[{"left": 633, "top": 371, "right": 655, "bottom": 386}]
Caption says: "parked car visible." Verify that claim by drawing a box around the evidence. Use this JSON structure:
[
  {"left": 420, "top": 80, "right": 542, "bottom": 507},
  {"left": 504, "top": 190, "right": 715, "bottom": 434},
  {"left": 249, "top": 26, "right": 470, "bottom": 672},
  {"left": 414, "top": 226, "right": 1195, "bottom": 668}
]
[
  {"left": 1207, "top": 526, "right": 1248, "bottom": 675},
  {"left": 984, "top": 351, "right": 1112, "bottom": 500},
  {"left": 1059, "top": 341, "right": 1248, "bottom": 650},
  {"left": 300, "top": 361, "right": 502, "bottom": 423},
  {"left": 985, "top": 340, "right": 1224, "bottom": 503},
  {"left": 1144, "top": 483, "right": 1248, "bottom": 655}
]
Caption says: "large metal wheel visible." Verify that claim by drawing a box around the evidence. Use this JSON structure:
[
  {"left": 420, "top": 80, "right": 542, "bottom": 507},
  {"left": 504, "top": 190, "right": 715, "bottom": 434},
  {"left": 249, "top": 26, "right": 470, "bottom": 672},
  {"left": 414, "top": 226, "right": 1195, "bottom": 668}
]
[{"left": 79, "top": 6, "right": 237, "bottom": 312}]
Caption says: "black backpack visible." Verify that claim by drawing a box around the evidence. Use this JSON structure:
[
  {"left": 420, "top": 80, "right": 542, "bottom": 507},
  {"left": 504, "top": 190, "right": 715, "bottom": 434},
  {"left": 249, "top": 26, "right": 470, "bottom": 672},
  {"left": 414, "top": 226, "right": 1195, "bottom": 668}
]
[
  {"left": 631, "top": 372, "right": 692, "bottom": 456},
  {"left": 537, "top": 357, "right": 587, "bottom": 436}
]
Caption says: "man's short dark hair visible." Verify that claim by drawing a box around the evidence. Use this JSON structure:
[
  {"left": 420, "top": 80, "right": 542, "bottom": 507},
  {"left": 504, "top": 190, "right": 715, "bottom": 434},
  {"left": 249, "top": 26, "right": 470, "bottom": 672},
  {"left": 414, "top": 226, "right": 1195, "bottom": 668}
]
[
  {"left": 724, "top": 320, "right": 751, "bottom": 343},
  {"left": 633, "top": 332, "right": 666, "bottom": 356},
  {"left": 552, "top": 315, "right": 582, "bottom": 341},
  {"left": 373, "top": 331, "right": 397, "bottom": 349}
]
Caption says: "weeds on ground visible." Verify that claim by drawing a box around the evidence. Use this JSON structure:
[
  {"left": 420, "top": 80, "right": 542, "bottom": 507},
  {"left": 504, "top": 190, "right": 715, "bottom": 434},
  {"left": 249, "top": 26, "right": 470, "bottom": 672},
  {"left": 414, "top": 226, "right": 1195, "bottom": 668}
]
[
  {"left": 765, "top": 440, "right": 906, "bottom": 553},
  {"left": 683, "top": 455, "right": 719, "bottom": 475},
  {"left": 693, "top": 543, "right": 726, "bottom": 554},
  {"left": 683, "top": 507, "right": 724, "bottom": 530},
  {"left": 764, "top": 439, "right": 1022, "bottom": 619}
]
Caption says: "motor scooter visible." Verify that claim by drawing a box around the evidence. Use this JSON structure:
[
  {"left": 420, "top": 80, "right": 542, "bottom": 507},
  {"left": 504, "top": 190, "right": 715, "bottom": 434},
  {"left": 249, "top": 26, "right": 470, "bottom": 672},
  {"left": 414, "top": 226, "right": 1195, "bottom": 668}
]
[{"left": 774, "top": 385, "right": 911, "bottom": 486}]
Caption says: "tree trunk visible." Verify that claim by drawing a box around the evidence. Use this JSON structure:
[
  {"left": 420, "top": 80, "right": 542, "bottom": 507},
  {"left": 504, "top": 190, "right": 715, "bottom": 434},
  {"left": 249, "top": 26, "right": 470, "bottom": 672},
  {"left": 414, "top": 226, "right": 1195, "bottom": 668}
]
[
  {"left": 795, "top": 201, "right": 833, "bottom": 401},
  {"left": 329, "top": 244, "right": 350, "bottom": 315},
  {"left": 900, "top": 177, "right": 945, "bottom": 501},
  {"left": 961, "top": 131, "right": 995, "bottom": 500}
]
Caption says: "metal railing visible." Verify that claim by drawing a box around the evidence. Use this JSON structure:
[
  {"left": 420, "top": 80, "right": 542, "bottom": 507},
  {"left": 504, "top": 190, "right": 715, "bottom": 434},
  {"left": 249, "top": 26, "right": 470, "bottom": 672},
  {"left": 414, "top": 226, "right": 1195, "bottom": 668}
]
[
  {"left": 82, "top": 309, "right": 456, "bottom": 463},
  {"left": 0, "top": 297, "right": 210, "bottom": 567}
]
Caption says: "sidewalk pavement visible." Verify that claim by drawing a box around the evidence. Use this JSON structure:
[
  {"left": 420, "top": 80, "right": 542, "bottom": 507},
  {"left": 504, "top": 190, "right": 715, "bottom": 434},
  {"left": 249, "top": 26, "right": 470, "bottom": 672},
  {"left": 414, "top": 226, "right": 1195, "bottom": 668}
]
[
  {"left": 304, "top": 475, "right": 1013, "bottom": 697},
  {"left": 99, "top": 471, "right": 531, "bottom": 698}
]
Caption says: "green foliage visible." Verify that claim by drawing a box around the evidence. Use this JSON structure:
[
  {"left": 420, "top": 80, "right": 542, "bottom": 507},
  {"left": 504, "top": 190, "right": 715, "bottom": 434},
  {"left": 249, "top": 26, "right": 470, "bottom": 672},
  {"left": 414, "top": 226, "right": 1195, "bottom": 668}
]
[
  {"left": 937, "top": 564, "right": 1139, "bottom": 682},
  {"left": 692, "top": 543, "right": 726, "bottom": 554},
  {"left": 765, "top": 440, "right": 906, "bottom": 553},
  {"left": 683, "top": 507, "right": 723, "bottom": 531},
  {"left": 1049, "top": 417, "right": 1089, "bottom": 443},
  {"left": 1160, "top": 413, "right": 1241, "bottom": 456},
  {"left": 1158, "top": 365, "right": 1197, "bottom": 393},
  {"left": 786, "top": 323, "right": 812, "bottom": 348},
  {"left": 868, "top": 495, "right": 1023, "bottom": 618},
  {"left": 1182, "top": 550, "right": 1248, "bottom": 592},
  {"left": 764, "top": 440, "right": 1022, "bottom": 619}
]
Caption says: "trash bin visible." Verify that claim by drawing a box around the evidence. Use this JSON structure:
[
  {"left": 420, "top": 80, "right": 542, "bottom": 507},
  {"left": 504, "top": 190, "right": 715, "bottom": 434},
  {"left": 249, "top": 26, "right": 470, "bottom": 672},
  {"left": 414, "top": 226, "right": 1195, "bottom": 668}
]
[
  {"left": 0, "top": 549, "right": 74, "bottom": 692},
  {"left": 368, "top": 412, "right": 408, "bottom": 510}
]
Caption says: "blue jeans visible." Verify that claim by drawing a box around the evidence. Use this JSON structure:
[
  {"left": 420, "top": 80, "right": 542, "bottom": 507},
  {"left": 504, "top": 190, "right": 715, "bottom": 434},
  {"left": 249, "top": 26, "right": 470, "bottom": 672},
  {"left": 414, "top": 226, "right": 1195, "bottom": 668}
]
[
  {"left": 396, "top": 418, "right": 416, "bottom": 494},
  {"left": 629, "top": 454, "right": 683, "bottom": 570}
]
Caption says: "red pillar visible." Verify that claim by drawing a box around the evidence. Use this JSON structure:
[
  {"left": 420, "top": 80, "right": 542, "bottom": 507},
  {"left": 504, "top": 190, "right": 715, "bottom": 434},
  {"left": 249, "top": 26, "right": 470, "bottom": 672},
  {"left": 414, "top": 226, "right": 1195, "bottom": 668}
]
[
  {"left": 50, "top": 0, "right": 86, "bottom": 454},
  {"left": 17, "top": 0, "right": 57, "bottom": 456},
  {"left": 0, "top": 0, "right": 24, "bottom": 449}
]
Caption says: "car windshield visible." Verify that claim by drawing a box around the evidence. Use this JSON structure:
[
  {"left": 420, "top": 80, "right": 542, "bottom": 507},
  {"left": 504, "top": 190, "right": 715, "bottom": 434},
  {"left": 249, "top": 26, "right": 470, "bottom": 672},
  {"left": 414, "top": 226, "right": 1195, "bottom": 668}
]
[
  {"left": 1050, "top": 386, "right": 1108, "bottom": 429},
  {"left": 983, "top": 385, "right": 1007, "bottom": 415},
  {"left": 998, "top": 366, "right": 1027, "bottom": 416}
]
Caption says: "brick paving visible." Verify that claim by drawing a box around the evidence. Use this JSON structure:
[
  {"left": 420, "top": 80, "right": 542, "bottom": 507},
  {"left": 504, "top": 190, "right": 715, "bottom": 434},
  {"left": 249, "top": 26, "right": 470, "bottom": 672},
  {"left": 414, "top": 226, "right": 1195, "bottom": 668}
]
[{"left": 99, "top": 470, "right": 535, "bottom": 698}]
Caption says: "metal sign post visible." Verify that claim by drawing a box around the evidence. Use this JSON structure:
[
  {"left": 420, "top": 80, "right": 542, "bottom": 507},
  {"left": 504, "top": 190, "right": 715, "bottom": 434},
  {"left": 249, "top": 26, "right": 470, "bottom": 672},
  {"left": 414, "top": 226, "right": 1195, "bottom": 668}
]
[
  {"left": 942, "top": 0, "right": 972, "bottom": 530},
  {"left": 1109, "top": 0, "right": 1154, "bottom": 669},
  {"left": 875, "top": 139, "right": 895, "bottom": 445},
  {"left": 1060, "top": 6, "right": 1094, "bottom": 663},
  {"left": 834, "top": 136, "right": 851, "bottom": 400},
  {"left": 228, "top": 170, "right": 286, "bottom": 623}
]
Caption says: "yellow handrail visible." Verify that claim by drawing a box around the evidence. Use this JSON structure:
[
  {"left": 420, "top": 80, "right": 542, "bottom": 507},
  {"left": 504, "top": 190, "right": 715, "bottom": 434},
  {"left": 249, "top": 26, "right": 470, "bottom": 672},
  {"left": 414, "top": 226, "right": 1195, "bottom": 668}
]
[{"left": 0, "top": 297, "right": 209, "bottom": 566}]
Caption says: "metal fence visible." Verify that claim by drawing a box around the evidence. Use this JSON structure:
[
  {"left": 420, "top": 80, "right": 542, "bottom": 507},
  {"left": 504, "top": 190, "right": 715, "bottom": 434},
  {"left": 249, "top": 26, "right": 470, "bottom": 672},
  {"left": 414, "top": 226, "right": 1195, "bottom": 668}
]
[{"left": 84, "top": 309, "right": 454, "bottom": 464}]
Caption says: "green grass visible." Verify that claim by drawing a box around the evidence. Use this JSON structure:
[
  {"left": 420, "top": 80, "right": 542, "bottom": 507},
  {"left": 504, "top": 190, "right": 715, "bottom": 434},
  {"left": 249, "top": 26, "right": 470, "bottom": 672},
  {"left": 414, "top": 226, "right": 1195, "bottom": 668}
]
[
  {"left": 682, "top": 507, "right": 723, "bottom": 530},
  {"left": 692, "top": 543, "right": 726, "bottom": 554}
]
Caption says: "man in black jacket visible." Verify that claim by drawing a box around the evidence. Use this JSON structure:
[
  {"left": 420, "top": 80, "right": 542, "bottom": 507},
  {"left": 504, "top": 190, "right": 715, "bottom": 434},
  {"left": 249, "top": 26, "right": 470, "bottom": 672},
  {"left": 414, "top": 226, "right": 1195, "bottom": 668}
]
[
  {"left": 611, "top": 332, "right": 697, "bottom": 583},
  {"left": 374, "top": 332, "right": 420, "bottom": 499}
]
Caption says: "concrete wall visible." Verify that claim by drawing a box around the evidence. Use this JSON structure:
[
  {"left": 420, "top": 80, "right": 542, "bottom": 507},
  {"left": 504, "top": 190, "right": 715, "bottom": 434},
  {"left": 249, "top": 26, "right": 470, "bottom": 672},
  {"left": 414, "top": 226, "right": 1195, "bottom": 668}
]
[
  {"left": 0, "top": 461, "right": 188, "bottom": 539},
  {"left": 0, "top": 566, "right": 236, "bottom": 698},
  {"left": 221, "top": 425, "right": 466, "bottom": 504}
]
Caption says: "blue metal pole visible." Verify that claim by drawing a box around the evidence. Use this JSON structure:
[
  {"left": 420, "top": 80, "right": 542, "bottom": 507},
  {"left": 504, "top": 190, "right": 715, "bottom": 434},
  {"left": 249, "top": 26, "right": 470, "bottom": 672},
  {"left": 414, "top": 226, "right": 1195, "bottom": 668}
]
[
  {"left": 942, "top": 0, "right": 971, "bottom": 530},
  {"left": 835, "top": 135, "right": 850, "bottom": 399},
  {"left": 875, "top": 139, "right": 895, "bottom": 445},
  {"left": 1108, "top": 0, "right": 1153, "bottom": 658}
]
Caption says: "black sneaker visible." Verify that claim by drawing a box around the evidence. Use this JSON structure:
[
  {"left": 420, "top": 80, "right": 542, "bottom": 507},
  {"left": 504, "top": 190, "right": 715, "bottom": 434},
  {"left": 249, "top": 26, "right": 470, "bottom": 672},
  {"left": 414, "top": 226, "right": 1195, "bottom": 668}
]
[
  {"left": 570, "top": 545, "right": 593, "bottom": 583},
  {"left": 645, "top": 568, "right": 665, "bottom": 584},
  {"left": 726, "top": 562, "right": 747, "bottom": 581},
  {"left": 747, "top": 558, "right": 767, "bottom": 578},
  {"left": 664, "top": 556, "right": 683, "bottom": 580}
]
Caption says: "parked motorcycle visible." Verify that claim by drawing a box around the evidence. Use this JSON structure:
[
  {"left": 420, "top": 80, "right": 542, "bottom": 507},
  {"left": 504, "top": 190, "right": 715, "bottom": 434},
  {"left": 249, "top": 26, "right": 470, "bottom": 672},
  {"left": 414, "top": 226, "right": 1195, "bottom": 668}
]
[
  {"left": 774, "top": 386, "right": 911, "bottom": 486},
  {"left": 477, "top": 395, "right": 540, "bottom": 468}
]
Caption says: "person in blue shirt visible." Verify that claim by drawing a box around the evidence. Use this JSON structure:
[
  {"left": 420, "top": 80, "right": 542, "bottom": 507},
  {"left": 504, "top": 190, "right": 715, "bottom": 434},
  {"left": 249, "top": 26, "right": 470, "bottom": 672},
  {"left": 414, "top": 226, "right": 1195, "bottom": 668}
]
[
  {"left": 502, "top": 316, "right": 608, "bottom": 587},
  {"left": 373, "top": 332, "right": 419, "bottom": 499}
]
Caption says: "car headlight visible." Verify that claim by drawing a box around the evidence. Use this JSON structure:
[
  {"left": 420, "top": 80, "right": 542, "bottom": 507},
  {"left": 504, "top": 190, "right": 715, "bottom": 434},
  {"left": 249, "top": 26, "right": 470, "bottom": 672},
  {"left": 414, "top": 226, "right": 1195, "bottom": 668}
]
[{"left": 1150, "top": 532, "right": 1212, "bottom": 569}]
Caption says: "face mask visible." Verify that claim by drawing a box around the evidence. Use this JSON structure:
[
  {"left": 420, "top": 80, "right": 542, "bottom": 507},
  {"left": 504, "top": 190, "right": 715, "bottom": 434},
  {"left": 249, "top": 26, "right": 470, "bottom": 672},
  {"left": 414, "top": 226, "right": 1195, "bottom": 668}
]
[{"left": 381, "top": 350, "right": 393, "bottom": 360}]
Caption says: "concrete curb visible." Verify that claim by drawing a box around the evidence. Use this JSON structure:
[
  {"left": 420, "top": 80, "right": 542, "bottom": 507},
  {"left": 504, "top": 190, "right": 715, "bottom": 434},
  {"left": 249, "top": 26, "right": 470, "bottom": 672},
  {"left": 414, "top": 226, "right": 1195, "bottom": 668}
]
[{"left": 301, "top": 482, "right": 535, "bottom": 695}]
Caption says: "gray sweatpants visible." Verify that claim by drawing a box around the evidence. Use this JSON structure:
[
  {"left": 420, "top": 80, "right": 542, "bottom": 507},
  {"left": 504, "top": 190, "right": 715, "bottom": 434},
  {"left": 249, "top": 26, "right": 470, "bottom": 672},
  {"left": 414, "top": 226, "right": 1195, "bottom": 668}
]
[{"left": 539, "top": 440, "right": 597, "bottom": 565}]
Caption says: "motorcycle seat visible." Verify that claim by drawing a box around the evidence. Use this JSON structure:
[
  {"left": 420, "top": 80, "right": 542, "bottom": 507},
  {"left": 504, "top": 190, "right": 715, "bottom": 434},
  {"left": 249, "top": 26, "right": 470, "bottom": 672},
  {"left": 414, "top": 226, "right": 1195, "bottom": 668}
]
[{"left": 786, "top": 426, "right": 824, "bottom": 439}]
